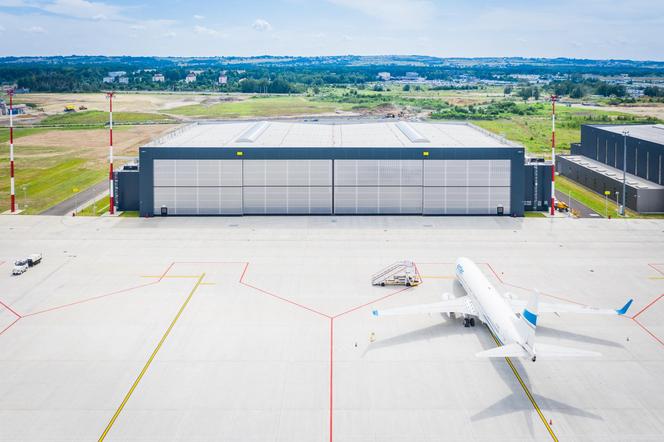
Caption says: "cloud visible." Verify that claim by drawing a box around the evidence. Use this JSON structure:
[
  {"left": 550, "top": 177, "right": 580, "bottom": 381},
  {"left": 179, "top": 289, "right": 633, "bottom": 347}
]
[
  {"left": 252, "top": 18, "right": 272, "bottom": 32},
  {"left": 162, "top": 31, "right": 176, "bottom": 38},
  {"left": 25, "top": 25, "right": 46, "bottom": 33},
  {"left": 130, "top": 24, "right": 146, "bottom": 30},
  {"left": 194, "top": 25, "right": 219, "bottom": 36},
  {"left": 0, "top": 25, "right": 5, "bottom": 32},
  {"left": 41, "top": 0, "right": 123, "bottom": 21},
  {"left": 193, "top": 14, "right": 204, "bottom": 20},
  {"left": 328, "top": 0, "right": 437, "bottom": 29}
]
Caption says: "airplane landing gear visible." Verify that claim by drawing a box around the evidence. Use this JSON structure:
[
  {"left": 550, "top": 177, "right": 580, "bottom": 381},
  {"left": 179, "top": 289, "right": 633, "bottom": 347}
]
[
  {"left": 463, "top": 318, "right": 476, "bottom": 328},
  {"left": 531, "top": 355, "right": 537, "bottom": 362},
  {"left": 469, "top": 318, "right": 475, "bottom": 327}
]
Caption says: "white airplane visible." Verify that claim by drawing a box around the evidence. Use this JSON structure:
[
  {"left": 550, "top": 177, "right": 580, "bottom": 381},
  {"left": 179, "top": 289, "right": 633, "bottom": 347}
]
[{"left": 372, "top": 257, "right": 632, "bottom": 362}]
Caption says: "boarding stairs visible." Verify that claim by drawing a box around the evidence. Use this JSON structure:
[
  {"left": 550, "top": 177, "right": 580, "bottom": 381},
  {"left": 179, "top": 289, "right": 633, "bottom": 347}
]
[{"left": 371, "top": 261, "right": 422, "bottom": 287}]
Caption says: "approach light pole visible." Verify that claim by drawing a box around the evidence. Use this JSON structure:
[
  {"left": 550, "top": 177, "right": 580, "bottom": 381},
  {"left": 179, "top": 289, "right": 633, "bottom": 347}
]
[
  {"left": 550, "top": 95, "right": 557, "bottom": 215},
  {"left": 621, "top": 130, "right": 629, "bottom": 216},
  {"left": 8, "top": 89, "right": 16, "bottom": 213},
  {"left": 106, "top": 92, "right": 115, "bottom": 215}
]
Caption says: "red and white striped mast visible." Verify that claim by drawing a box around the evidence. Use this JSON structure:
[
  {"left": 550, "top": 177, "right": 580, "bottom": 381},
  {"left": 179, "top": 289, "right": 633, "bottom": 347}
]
[
  {"left": 8, "top": 89, "right": 16, "bottom": 213},
  {"left": 106, "top": 91, "right": 115, "bottom": 214},
  {"left": 550, "top": 95, "right": 557, "bottom": 216}
]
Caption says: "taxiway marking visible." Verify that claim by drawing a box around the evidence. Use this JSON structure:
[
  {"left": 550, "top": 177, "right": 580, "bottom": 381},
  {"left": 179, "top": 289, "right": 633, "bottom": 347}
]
[
  {"left": 489, "top": 331, "right": 559, "bottom": 442},
  {"left": 99, "top": 273, "right": 206, "bottom": 441}
]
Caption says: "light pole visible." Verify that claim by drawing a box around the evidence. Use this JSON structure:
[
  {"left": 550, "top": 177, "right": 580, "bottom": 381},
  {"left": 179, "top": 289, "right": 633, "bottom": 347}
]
[
  {"left": 8, "top": 89, "right": 16, "bottom": 213},
  {"left": 21, "top": 185, "right": 27, "bottom": 210},
  {"left": 106, "top": 92, "right": 115, "bottom": 215},
  {"left": 621, "top": 130, "right": 629, "bottom": 216},
  {"left": 550, "top": 95, "right": 558, "bottom": 215}
]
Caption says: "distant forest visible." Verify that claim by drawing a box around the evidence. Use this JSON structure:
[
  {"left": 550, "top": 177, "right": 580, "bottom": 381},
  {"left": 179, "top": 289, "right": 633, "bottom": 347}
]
[{"left": 1, "top": 55, "right": 664, "bottom": 94}]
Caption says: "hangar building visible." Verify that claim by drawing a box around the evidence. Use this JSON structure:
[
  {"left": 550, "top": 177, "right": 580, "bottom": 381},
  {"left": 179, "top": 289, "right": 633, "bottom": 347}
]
[
  {"left": 115, "top": 120, "right": 551, "bottom": 216},
  {"left": 560, "top": 124, "right": 664, "bottom": 213}
]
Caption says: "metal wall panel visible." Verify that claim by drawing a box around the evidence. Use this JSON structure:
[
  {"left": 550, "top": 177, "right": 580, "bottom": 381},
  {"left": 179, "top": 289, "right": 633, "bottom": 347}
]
[
  {"left": 243, "top": 160, "right": 332, "bottom": 186},
  {"left": 424, "top": 160, "right": 511, "bottom": 187},
  {"left": 335, "top": 160, "right": 423, "bottom": 186},
  {"left": 424, "top": 186, "right": 511, "bottom": 215},
  {"left": 242, "top": 186, "right": 332, "bottom": 214},
  {"left": 334, "top": 186, "right": 423, "bottom": 214},
  {"left": 154, "top": 160, "right": 176, "bottom": 186}
]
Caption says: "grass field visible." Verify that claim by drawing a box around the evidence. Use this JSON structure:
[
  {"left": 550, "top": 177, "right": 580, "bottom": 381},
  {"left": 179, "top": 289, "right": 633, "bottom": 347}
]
[
  {"left": 555, "top": 175, "right": 636, "bottom": 218},
  {"left": 78, "top": 195, "right": 110, "bottom": 216},
  {"left": 40, "top": 110, "right": 176, "bottom": 126},
  {"left": 0, "top": 124, "right": 171, "bottom": 214},
  {"left": 169, "top": 95, "right": 357, "bottom": 118},
  {"left": 524, "top": 211, "right": 547, "bottom": 218}
]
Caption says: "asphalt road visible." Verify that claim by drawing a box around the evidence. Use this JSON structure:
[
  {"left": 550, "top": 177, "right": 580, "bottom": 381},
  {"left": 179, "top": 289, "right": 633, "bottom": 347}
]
[
  {"left": 555, "top": 190, "right": 602, "bottom": 218},
  {"left": 40, "top": 180, "right": 109, "bottom": 216}
]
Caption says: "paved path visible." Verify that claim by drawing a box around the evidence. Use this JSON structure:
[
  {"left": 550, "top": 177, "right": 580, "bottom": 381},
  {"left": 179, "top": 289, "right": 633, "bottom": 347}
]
[
  {"left": 40, "top": 181, "right": 109, "bottom": 216},
  {"left": 555, "top": 190, "right": 602, "bottom": 218}
]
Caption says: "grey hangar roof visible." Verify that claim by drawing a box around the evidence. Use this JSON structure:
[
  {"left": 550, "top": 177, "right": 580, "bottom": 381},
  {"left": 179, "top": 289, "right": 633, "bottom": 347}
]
[
  {"left": 591, "top": 124, "right": 664, "bottom": 146},
  {"left": 146, "top": 120, "right": 520, "bottom": 149}
]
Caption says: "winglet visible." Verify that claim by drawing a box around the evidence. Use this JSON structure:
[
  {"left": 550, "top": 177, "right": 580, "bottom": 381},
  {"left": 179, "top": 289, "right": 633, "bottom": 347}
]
[
  {"left": 372, "top": 309, "right": 379, "bottom": 317},
  {"left": 616, "top": 299, "right": 633, "bottom": 316}
]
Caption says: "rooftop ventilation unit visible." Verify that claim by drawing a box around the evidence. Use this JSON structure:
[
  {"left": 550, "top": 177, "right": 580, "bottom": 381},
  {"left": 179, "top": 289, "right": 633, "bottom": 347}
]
[
  {"left": 236, "top": 121, "right": 270, "bottom": 143},
  {"left": 395, "top": 121, "right": 429, "bottom": 143}
]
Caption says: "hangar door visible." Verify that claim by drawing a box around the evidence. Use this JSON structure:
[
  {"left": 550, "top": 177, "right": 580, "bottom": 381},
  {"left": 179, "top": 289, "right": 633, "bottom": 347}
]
[
  {"left": 423, "top": 160, "right": 511, "bottom": 215},
  {"left": 334, "top": 160, "right": 423, "bottom": 214},
  {"left": 243, "top": 160, "right": 333, "bottom": 214},
  {"left": 153, "top": 160, "right": 243, "bottom": 215}
]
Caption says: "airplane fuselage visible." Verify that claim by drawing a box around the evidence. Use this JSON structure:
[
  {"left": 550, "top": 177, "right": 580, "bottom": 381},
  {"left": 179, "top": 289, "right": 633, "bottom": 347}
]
[{"left": 455, "top": 257, "right": 523, "bottom": 347}]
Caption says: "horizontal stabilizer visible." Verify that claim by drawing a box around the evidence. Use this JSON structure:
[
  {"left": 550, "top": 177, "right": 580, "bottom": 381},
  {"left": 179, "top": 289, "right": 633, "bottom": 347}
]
[
  {"left": 476, "top": 344, "right": 528, "bottom": 358},
  {"left": 509, "top": 298, "right": 634, "bottom": 316},
  {"left": 534, "top": 343, "right": 601, "bottom": 359}
]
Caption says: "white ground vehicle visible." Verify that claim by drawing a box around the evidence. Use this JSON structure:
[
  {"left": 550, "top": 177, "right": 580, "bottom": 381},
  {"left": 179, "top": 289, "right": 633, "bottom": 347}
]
[
  {"left": 27, "top": 254, "right": 42, "bottom": 267},
  {"left": 12, "top": 260, "right": 29, "bottom": 276}
]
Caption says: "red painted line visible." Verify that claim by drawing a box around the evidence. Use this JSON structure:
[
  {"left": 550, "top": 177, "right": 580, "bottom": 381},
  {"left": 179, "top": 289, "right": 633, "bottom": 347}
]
[
  {"left": 333, "top": 286, "right": 412, "bottom": 318},
  {"left": 239, "top": 263, "right": 330, "bottom": 318},
  {"left": 632, "top": 293, "right": 664, "bottom": 319},
  {"left": 240, "top": 280, "right": 330, "bottom": 319},
  {"left": 329, "top": 318, "right": 334, "bottom": 442},
  {"left": 239, "top": 262, "right": 249, "bottom": 283},
  {"left": 648, "top": 263, "right": 664, "bottom": 277},
  {"left": 0, "top": 317, "right": 20, "bottom": 336},
  {"left": 0, "top": 299, "right": 22, "bottom": 318},
  {"left": 632, "top": 318, "right": 664, "bottom": 346},
  {"left": 23, "top": 281, "right": 159, "bottom": 317},
  {"left": 158, "top": 262, "right": 175, "bottom": 281}
]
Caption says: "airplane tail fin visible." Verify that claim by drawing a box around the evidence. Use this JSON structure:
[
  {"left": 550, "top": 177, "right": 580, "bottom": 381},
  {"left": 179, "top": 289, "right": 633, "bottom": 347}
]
[{"left": 517, "top": 290, "right": 539, "bottom": 351}]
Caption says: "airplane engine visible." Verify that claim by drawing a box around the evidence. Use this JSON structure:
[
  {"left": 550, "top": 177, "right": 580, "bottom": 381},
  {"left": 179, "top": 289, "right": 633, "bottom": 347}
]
[{"left": 441, "top": 293, "right": 456, "bottom": 319}]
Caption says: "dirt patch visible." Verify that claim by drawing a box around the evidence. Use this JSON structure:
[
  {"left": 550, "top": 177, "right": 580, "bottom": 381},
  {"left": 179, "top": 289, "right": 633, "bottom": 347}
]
[{"left": 7, "top": 125, "right": 175, "bottom": 160}]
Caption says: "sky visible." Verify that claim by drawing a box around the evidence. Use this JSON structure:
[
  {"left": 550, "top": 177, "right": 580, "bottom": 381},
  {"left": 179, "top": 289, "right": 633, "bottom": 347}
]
[{"left": 0, "top": 0, "right": 663, "bottom": 60}]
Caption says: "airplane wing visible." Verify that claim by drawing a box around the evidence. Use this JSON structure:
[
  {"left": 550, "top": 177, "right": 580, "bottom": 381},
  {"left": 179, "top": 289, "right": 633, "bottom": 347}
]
[
  {"left": 476, "top": 343, "right": 601, "bottom": 359},
  {"left": 509, "top": 298, "right": 632, "bottom": 316},
  {"left": 534, "top": 343, "right": 601, "bottom": 359},
  {"left": 372, "top": 295, "right": 473, "bottom": 317}
]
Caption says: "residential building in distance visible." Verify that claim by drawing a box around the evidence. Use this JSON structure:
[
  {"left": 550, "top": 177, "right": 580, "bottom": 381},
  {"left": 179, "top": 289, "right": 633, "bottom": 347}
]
[
  {"left": 377, "top": 72, "right": 391, "bottom": 81},
  {"left": 152, "top": 73, "right": 165, "bottom": 82},
  {"left": 102, "top": 76, "right": 114, "bottom": 83},
  {"left": 218, "top": 74, "right": 228, "bottom": 85},
  {"left": 185, "top": 73, "right": 197, "bottom": 83},
  {"left": 118, "top": 77, "right": 129, "bottom": 84}
]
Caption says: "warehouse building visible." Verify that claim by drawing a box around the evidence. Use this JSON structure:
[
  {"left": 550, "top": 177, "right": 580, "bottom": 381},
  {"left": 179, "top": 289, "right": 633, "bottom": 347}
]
[
  {"left": 559, "top": 124, "right": 664, "bottom": 213},
  {"left": 116, "top": 120, "right": 551, "bottom": 217}
]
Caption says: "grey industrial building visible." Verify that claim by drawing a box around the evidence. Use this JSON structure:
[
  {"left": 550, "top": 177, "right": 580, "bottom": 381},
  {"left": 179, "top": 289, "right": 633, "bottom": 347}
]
[
  {"left": 559, "top": 124, "right": 664, "bottom": 213},
  {"left": 114, "top": 120, "right": 551, "bottom": 217}
]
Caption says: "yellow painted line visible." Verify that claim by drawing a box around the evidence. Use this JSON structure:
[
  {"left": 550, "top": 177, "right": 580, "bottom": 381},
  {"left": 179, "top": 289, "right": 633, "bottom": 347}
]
[
  {"left": 200, "top": 282, "right": 216, "bottom": 286},
  {"left": 648, "top": 276, "right": 664, "bottom": 280},
  {"left": 488, "top": 331, "right": 559, "bottom": 442},
  {"left": 141, "top": 275, "right": 201, "bottom": 279},
  {"left": 99, "top": 273, "right": 206, "bottom": 441}
]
